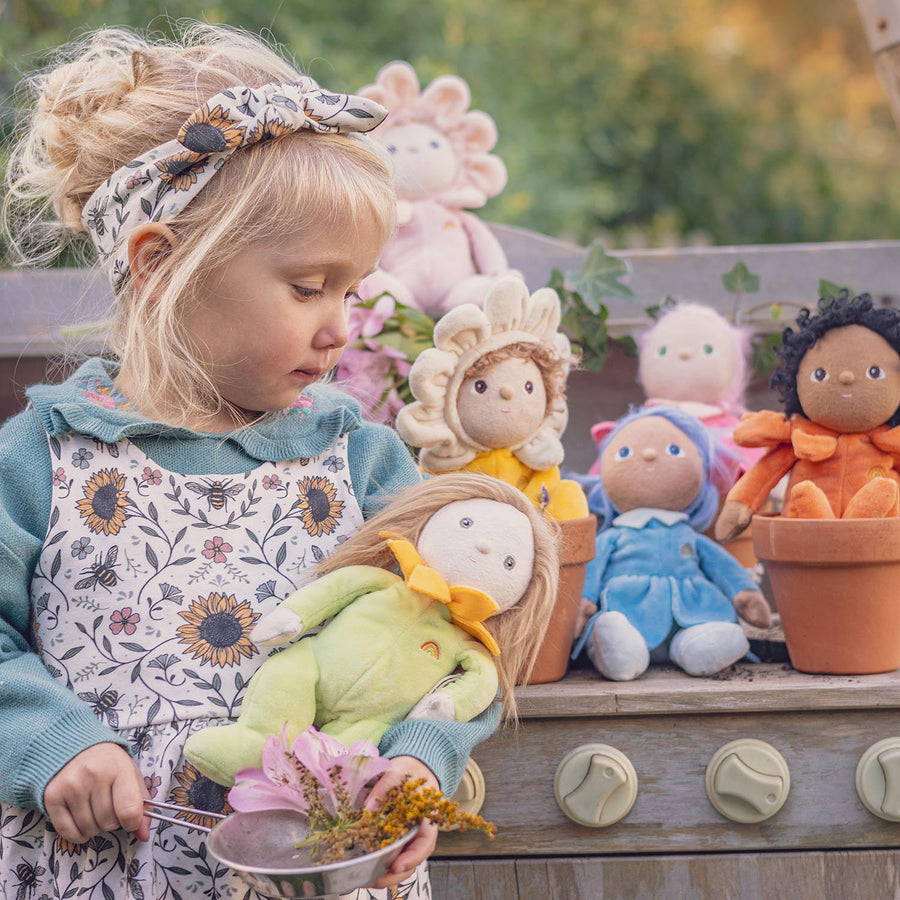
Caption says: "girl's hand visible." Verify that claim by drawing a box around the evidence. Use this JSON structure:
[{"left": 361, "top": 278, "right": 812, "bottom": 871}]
[
  {"left": 44, "top": 742, "right": 150, "bottom": 844},
  {"left": 364, "top": 755, "right": 439, "bottom": 890}
]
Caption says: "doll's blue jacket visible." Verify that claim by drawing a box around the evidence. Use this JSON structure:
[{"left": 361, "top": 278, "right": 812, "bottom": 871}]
[{"left": 575, "top": 509, "right": 756, "bottom": 652}]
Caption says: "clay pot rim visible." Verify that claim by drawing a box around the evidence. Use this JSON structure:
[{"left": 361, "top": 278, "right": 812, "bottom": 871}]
[{"left": 751, "top": 512, "right": 900, "bottom": 565}]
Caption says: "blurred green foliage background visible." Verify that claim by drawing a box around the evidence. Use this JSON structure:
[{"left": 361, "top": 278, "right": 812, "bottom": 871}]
[{"left": 2, "top": 0, "right": 900, "bottom": 251}]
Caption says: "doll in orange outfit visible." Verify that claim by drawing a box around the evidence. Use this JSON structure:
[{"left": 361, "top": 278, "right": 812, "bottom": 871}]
[{"left": 715, "top": 293, "right": 900, "bottom": 541}]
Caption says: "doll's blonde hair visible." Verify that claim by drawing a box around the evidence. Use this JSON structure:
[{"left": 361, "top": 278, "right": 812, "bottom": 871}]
[
  {"left": 3, "top": 23, "right": 397, "bottom": 428},
  {"left": 319, "top": 473, "right": 560, "bottom": 721}
]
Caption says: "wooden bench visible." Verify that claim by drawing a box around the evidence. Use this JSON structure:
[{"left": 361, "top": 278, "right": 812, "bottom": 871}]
[{"left": 5, "top": 228, "right": 900, "bottom": 898}]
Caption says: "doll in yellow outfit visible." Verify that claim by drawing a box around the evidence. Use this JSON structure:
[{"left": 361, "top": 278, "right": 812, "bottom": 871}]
[{"left": 396, "top": 276, "right": 589, "bottom": 520}]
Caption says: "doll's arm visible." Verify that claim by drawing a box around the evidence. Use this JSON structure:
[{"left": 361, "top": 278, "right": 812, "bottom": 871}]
[
  {"left": 715, "top": 443, "right": 796, "bottom": 540},
  {"left": 253, "top": 566, "right": 401, "bottom": 645},
  {"left": 872, "top": 425, "right": 900, "bottom": 465},
  {"left": 696, "top": 534, "right": 772, "bottom": 628},
  {"left": 458, "top": 211, "right": 509, "bottom": 274},
  {"left": 732, "top": 410, "right": 792, "bottom": 447},
  {"left": 439, "top": 643, "right": 500, "bottom": 723},
  {"left": 581, "top": 529, "right": 619, "bottom": 604}
]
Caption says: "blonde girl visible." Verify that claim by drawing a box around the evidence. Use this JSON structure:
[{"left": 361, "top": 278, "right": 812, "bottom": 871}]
[{"left": 0, "top": 23, "right": 498, "bottom": 899}]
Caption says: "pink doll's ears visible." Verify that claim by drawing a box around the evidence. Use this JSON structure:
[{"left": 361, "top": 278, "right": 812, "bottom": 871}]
[
  {"left": 455, "top": 111, "right": 499, "bottom": 154},
  {"left": 421, "top": 75, "right": 472, "bottom": 125},
  {"left": 462, "top": 154, "right": 508, "bottom": 199},
  {"left": 361, "top": 61, "right": 420, "bottom": 109},
  {"left": 590, "top": 420, "right": 617, "bottom": 447}
]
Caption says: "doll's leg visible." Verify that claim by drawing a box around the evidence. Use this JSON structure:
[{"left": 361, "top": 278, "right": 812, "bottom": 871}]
[
  {"left": 844, "top": 477, "right": 900, "bottom": 518},
  {"left": 184, "top": 639, "right": 319, "bottom": 786},
  {"left": 784, "top": 480, "right": 835, "bottom": 519},
  {"left": 669, "top": 623, "right": 749, "bottom": 677},
  {"left": 585, "top": 610, "right": 650, "bottom": 681}
]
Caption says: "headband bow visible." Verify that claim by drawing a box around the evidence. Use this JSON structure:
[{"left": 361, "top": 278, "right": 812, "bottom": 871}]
[
  {"left": 383, "top": 535, "right": 501, "bottom": 656},
  {"left": 81, "top": 77, "right": 388, "bottom": 289}
]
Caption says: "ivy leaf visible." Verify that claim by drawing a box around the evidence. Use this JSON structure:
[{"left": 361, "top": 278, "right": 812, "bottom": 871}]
[
  {"left": 818, "top": 278, "right": 852, "bottom": 300},
  {"left": 721, "top": 261, "right": 760, "bottom": 295},
  {"left": 565, "top": 242, "right": 636, "bottom": 315}
]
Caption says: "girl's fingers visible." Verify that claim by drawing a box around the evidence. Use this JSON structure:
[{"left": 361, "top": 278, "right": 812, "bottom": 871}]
[
  {"left": 112, "top": 769, "right": 150, "bottom": 837},
  {"left": 370, "top": 819, "right": 438, "bottom": 889}
]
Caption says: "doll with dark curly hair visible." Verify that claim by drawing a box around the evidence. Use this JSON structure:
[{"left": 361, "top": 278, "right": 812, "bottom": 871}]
[{"left": 715, "top": 292, "right": 900, "bottom": 541}]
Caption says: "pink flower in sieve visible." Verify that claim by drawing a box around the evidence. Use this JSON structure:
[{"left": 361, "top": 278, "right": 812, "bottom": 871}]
[{"left": 228, "top": 725, "right": 391, "bottom": 823}]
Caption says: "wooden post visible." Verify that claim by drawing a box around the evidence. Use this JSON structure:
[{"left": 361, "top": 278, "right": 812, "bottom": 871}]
[{"left": 855, "top": 0, "right": 900, "bottom": 133}]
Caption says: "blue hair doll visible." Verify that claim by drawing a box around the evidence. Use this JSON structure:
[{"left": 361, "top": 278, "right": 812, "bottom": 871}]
[{"left": 572, "top": 406, "right": 772, "bottom": 680}]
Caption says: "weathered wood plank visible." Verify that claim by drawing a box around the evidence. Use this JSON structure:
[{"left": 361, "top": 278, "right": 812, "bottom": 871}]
[
  {"left": 432, "top": 850, "right": 900, "bottom": 900},
  {"left": 435, "top": 707, "right": 900, "bottom": 858},
  {"left": 516, "top": 664, "right": 900, "bottom": 719}
]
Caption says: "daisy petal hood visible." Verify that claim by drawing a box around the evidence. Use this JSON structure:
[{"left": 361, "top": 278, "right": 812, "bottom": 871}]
[{"left": 396, "top": 276, "right": 574, "bottom": 471}]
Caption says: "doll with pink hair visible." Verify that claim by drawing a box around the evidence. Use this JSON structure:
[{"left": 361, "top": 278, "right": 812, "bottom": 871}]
[
  {"left": 358, "top": 61, "right": 518, "bottom": 315},
  {"left": 588, "top": 303, "right": 764, "bottom": 487}
]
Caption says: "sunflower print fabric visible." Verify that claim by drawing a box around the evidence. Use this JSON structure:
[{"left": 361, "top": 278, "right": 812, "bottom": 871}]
[
  {"left": 0, "top": 432, "right": 427, "bottom": 898},
  {"left": 80, "top": 78, "right": 388, "bottom": 290}
]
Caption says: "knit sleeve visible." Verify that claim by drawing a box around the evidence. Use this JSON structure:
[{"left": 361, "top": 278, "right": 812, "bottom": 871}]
[
  {"left": 347, "top": 420, "right": 421, "bottom": 519},
  {"left": 378, "top": 701, "right": 501, "bottom": 795},
  {"left": 0, "top": 407, "right": 129, "bottom": 812}
]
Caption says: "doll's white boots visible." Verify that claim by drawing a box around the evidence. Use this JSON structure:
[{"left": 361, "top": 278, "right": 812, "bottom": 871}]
[{"left": 586, "top": 611, "right": 750, "bottom": 680}]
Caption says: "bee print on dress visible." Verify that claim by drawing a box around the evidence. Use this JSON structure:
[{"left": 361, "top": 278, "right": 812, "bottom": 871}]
[
  {"left": 185, "top": 478, "right": 246, "bottom": 512},
  {"left": 74, "top": 546, "right": 120, "bottom": 592}
]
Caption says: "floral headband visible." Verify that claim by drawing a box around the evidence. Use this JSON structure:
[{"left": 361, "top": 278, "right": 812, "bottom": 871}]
[{"left": 81, "top": 77, "right": 389, "bottom": 289}]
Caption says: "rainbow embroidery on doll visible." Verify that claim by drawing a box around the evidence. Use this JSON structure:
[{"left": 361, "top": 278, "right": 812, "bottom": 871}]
[{"left": 419, "top": 640, "right": 440, "bottom": 660}]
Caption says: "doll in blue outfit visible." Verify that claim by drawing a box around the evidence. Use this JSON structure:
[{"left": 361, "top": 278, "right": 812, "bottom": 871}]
[
  {"left": 0, "top": 23, "right": 496, "bottom": 900},
  {"left": 573, "top": 407, "right": 772, "bottom": 681}
]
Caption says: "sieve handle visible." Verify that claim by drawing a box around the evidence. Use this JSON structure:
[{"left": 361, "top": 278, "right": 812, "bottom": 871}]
[{"left": 142, "top": 798, "right": 226, "bottom": 834}]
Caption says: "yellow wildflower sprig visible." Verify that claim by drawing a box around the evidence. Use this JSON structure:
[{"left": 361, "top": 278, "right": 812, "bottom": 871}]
[{"left": 304, "top": 778, "right": 496, "bottom": 864}]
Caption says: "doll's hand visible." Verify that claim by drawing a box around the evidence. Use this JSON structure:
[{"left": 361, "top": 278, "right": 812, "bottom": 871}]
[
  {"left": 251, "top": 607, "right": 303, "bottom": 645},
  {"left": 574, "top": 597, "right": 597, "bottom": 641},
  {"left": 44, "top": 743, "right": 150, "bottom": 844},
  {"left": 715, "top": 500, "right": 753, "bottom": 541},
  {"left": 406, "top": 690, "right": 455, "bottom": 721},
  {"left": 365, "top": 756, "right": 439, "bottom": 889},
  {"left": 733, "top": 590, "right": 773, "bottom": 629}
]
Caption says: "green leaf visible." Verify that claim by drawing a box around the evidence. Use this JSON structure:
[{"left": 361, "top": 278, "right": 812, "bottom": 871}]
[
  {"left": 818, "top": 278, "right": 852, "bottom": 300},
  {"left": 722, "top": 261, "right": 760, "bottom": 295},
  {"left": 565, "top": 242, "right": 636, "bottom": 315}
]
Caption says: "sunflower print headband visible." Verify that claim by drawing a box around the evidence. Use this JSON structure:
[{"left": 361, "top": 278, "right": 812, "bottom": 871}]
[{"left": 81, "top": 77, "right": 389, "bottom": 289}]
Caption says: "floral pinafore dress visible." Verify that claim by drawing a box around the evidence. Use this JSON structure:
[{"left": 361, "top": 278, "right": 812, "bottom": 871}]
[{"left": 1, "top": 431, "right": 429, "bottom": 900}]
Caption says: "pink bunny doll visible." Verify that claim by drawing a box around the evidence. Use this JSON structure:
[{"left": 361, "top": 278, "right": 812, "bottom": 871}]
[
  {"left": 587, "top": 303, "right": 764, "bottom": 489},
  {"left": 358, "top": 61, "right": 517, "bottom": 315}
]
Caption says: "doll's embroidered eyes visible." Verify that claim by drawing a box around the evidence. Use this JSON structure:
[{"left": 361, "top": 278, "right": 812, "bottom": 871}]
[
  {"left": 386, "top": 144, "right": 396, "bottom": 154},
  {"left": 503, "top": 555, "right": 516, "bottom": 570},
  {"left": 657, "top": 346, "right": 667, "bottom": 357},
  {"left": 474, "top": 380, "right": 488, "bottom": 394},
  {"left": 524, "top": 381, "right": 534, "bottom": 394},
  {"left": 430, "top": 140, "right": 440, "bottom": 149},
  {"left": 811, "top": 367, "right": 829, "bottom": 382},
  {"left": 868, "top": 365, "right": 886, "bottom": 380},
  {"left": 615, "top": 446, "right": 632, "bottom": 460},
  {"left": 666, "top": 444, "right": 685, "bottom": 457},
  {"left": 703, "top": 344, "right": 714, "bottom": 355},
  {"left": 459, "top": 517, "right": 473, "bottom": 528}
]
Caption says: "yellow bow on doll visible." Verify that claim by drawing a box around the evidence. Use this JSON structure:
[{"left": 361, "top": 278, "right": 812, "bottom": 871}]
[{"left": 382, "top": 535, "right": 501, "bottom": 656}]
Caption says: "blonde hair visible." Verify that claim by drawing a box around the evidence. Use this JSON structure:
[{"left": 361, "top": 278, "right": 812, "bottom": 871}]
[
  {"left": 318, "top": 473, "right": 560, "bottom": 721},
  {"left": 3, "top": 23, "right": 397, "bottom": 427}
]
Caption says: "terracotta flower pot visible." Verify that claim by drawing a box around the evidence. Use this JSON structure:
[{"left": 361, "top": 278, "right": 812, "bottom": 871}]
[
  {"left": 520, "top": 515, "right": 597, "bottom": 685},
  {"left": 752, "top": 513, "right": 900, "bottom": 675}
]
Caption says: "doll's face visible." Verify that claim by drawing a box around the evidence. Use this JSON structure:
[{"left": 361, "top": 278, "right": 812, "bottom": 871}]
[
  {"left": 639, "top": 309, "right": 738, "bottom": 405},
  {"left": 600, "top": 416, "right": 704, "bottom": 513},
  {"left": 796, "top": 324, "right": 900, "bottom": 432},
  {"left": 417, "top": 498, "right": 535, "bottom": 611},
  {"left": 456, "top": 356, "right": 548, "bottom": 449},
  {"left": 383, "top": 122, "right": 459, "bottom": 201}
]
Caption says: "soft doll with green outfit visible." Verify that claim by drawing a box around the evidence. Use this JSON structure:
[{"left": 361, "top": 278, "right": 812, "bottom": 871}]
[
  {"left": 185, "top": 473, "right": 559, "bottom": 786},
  {"left": 396, "top": 276, "right": 589, "bottom": 522}
]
